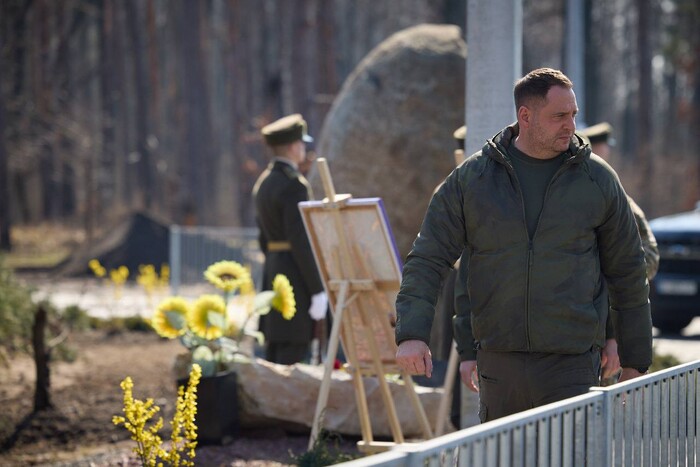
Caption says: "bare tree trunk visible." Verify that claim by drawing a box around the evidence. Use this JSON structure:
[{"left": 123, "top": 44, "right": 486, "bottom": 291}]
[
  {"left": 113, "top": 2, "right": 133, "bottom": 208},
  {"left": 694, "top": 72, "right": 700, "bottom": 207},
  {"left": 316, "top": 0, "right": 339, "bottom": 118},
  {"left": 297, "top": 0, "right": 318, "bottom": 127},
  {"left": 0, "top": 64, "right": 10, "bottom": 251},
  {"left": 692, "top": 4, "right": 700, "bottom": 208},
  {"left": 227, "top": 1, "right": 256, "bottom": 227},
  {"left": 49, "top": 1, "right": 84, "bottom": 224},
  {"left": 180, "top": 0, "right": 214, "bottom": 224},
  {"left": 8, "top": 0, "right": 34, "bottom": 224},
  {"left": 99, "top": 0, "right": 117, "bottom": 218},
  {"left": 33, "top": 304, "right": 52, "bottom": 411},
  {"left": 125, "top": 0, "right": 153, "bottom": 210},
  {"left": 0, "top": 1, "right": 10, "bottom": 249},
  {"left": 35, "top": 1, "right": 57, "bottom": 221},
  {"left": 146, "top": 0, "right": 162, "bottom": 212},
  {"left": 636, "top": 0, "right": 653, "bottom": 208}
]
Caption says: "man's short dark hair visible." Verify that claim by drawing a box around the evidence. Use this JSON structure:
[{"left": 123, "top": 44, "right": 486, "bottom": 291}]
[{"left": 514, "top": 68, "right": 573, "bottom": 110}]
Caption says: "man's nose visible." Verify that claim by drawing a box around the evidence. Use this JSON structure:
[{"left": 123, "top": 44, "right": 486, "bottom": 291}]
[{"left": 565, "top": 116, "right": 576, "bottom": 132}]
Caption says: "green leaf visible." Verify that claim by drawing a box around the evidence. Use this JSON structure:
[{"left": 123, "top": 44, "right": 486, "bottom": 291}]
[
  {"left": 181, "top": 332, "right": 208, "bottom": 349},
  {"left": 193, "top": 358, "right": 217, "bottom": 377},
  {"left": 192, "top": 345, "right": 214, "bottom": 361},
  {"left": 207, "top": 311, "right": 226, "bottom": 329},
  {"left": 253, "top": 291, "right": 275, "bottom": 314},
  {"left": 192, "top": 345, "right": 217, "bottom": 376},
  {"left": 244, "top": 329, "right": 266, "bottom": 345},
  {"left": 218, "top": 337, "right": 240, "bottom": 353},
  {"left": 165, "top": 310, "right": 187, "bottom": 331}
]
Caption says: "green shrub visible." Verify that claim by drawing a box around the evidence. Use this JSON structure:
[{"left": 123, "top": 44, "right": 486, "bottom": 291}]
[
  {"left": 52, "top": 342, "right": 79, "bottom": 363},
  {"left": 0, "top": 257, "right": 36, "bottom": 353},
  {"left": 88, "top": 315, "right": 151, "bottom": 333},
  {"left": 291, "top": 430, "right": 358, "bottom": 467},
  {"left": 121, "top": 315, "right": 151, "bottom": 332},
  {"left": 650, "top": 350, "right": 681, "bottom": 373},
  {"left": 61, "top": 304, "right": 91, "bottom": 331},
  {"left": 0, "top": 262, "right": 79, "bottom": 361}
]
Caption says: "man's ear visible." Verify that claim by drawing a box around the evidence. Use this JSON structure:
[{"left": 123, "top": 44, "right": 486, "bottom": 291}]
[{"left": 517, "top": 105, "right": 530, "bottom": 127}]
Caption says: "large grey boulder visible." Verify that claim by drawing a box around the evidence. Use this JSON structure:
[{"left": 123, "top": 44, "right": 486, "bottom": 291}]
[
  {"left": 235, "top": 358, "right": 466, "bottom": 437},
  {"left": 312, "top": 24, "right": 466, "bottom": 259}
]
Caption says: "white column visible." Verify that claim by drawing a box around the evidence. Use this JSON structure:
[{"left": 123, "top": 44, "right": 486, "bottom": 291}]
[
  {"left": 464, "top": 0, "right": 523, "bottom": 158},
  {"left": 461, "top": 0, "right": 523, "bottom": 430},
  {"left": 565, "top": 0, "right": 587, "bottom": 127}
]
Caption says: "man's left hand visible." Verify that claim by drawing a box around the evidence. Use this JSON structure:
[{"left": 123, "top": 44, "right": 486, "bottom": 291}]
[
  {"left": 618, "top": 367, "right": 645, "bottom": 383},
  {"left": 600, "top": 338, "right": 621, "bottom": 379}
]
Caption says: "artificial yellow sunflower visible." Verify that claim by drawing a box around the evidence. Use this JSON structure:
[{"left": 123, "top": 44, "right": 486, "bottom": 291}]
[
  {"left": 151, "top": 296, "right": 190, "bottom": 338},
  {"left": 188, "top": 294, "right": 227, "bottom": 340},
  {"left": 204, "top": 260, "right": 254, "bottom": 294},
  {"left": 271, "top": 274, "right": 296, "bottom": 320}
]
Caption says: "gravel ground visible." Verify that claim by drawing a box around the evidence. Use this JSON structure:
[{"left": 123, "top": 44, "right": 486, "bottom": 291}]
[{"left": 0, "top": 290, "right": 361, "bottom": 467}]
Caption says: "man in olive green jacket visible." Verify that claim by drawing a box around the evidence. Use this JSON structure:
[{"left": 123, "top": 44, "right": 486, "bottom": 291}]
[{"left": 395, "top": 68, "right": 652, "bottom": 422}]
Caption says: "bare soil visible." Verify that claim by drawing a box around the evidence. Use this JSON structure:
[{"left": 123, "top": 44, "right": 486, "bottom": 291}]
[{"left": 0, "top": 329, "right": 358, "bottom": 466}]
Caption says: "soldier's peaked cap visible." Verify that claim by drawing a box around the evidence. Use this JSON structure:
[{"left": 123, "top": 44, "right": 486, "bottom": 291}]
[
  {"left": 453, "top": 125, "right": 466, "bottom": 150},
  {"left": 579, "top": 122, "right": 614, "bottom": 146},
  {"left": 261, "top": 113, "right": 313, "bottom": 146}
]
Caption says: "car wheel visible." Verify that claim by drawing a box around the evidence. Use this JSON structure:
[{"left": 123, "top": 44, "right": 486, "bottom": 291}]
[{"left": 652, "top": 313, "right": 693, "bottom": 334}]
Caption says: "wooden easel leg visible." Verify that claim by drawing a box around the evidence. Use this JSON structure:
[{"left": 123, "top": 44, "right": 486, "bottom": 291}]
[
  {"left": 372, "top": 366, "right": 406, "bottom": 443},
  {"left": 401, "top": 368, "right": 434, "bottom": 440},
  {"left": 356, "top": 298, "right": 406, "bottom": 444},
  {"left": 308, "top": 281, "right": 350, "bottom": 451},
  {"left": 341, "top": 311, "right": 375, "bottom": 449},
  {"left": 348, "top": 364, "right": 375, "bottom": 452},
  {"left": 435, "top": 341, "right": 459, "bottom": 436}
]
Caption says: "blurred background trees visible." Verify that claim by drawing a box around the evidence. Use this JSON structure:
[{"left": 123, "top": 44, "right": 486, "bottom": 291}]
[{"left": 0, "top": 0, "right": 698, "bottom": 251}]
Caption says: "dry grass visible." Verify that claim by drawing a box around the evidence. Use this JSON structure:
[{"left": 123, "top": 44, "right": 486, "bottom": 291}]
[{"left": 4, "top": 223, "right": 86, "bottom": 269}]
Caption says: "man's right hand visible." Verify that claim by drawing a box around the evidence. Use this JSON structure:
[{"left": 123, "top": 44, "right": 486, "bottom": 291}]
[
  {"left": 396, "top": 340, "right": 432, "bottom": 378},
  {"left": 459, "top": 360, "right": 479, "bottom": 393}
]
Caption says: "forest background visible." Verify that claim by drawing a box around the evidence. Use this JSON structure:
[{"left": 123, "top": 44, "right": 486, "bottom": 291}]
[{"left": 0, "top": 0, "right": 698, "bottom": 252}]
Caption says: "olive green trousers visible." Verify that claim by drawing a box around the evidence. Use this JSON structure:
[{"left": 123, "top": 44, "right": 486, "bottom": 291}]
[{"left": 476, "top": 348, "right": 601, "bottom": 423}]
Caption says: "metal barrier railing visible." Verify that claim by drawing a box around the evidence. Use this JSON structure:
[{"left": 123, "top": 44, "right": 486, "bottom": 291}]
[
  {"left": 169, "top": 225, "right": 263, "bottom": 294},
  {"left": 603, "top": 360, "right": 699, "bottom": 467},
  {"left": 337, "top": 360, "right": 700, "bottom": 467},
  {"left": 166, "top": 224, "right": 699, "bottom": 465}
]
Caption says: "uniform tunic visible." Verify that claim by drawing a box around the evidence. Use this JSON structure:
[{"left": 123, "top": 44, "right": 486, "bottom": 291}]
[{"left": 252, "top": 159, "right": 324, "bottom": 359}]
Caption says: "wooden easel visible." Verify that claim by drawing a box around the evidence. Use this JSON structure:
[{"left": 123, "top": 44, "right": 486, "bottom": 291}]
[{"left": 305, "top": 158, "right": 433, "bottom": 454}]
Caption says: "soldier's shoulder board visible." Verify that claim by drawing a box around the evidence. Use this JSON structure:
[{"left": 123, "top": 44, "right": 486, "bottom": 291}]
[{"left": 281, "top": 164, "right": 300, "bottom": 180}]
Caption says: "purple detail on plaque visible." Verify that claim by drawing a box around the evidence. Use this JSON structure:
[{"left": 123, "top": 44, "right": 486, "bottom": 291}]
[{"left": 374, "top": 198, "right": 403, "bottom": 270}]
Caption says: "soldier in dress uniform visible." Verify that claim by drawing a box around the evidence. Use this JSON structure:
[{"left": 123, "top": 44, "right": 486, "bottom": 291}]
[{"left": 252, "top": 114, "right": 328, "bottom": 364}]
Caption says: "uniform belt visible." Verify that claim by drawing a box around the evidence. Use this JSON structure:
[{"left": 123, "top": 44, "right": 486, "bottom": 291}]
[{"left": 267, "top": 241, "right": 292, "bottom": 252}]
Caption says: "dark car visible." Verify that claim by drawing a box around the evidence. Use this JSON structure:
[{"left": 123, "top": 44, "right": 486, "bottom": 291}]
[{"left": 648, "top": 202, "right": 700, "bottom": 333}]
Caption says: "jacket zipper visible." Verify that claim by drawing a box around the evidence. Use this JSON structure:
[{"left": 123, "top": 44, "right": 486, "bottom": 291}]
[
  {"left": 499, "top": 151, "right": 578, "bottom": 352},
  {"left": 500, "top": 158, "right": 533, "bottom": 350}
]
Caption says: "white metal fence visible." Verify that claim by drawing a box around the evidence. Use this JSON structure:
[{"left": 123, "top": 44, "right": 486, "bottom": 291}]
[
  {"left": 338, "top": 360, "right": 700, "bottom": 467},
  {"left": 167, "top": 225, "right": 698, "bottom": 466},
  {"left": 168, "top": 225, "right": 263, "bottom": 294}
]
